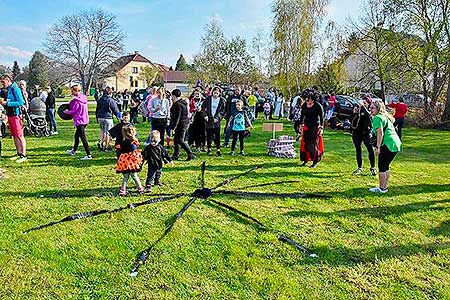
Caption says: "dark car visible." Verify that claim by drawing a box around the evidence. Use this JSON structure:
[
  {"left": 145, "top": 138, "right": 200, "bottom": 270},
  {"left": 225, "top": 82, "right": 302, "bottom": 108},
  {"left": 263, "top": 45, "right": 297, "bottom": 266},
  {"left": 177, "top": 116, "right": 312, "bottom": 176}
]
[{"left": 335, "top": 95, "right": 359, "bottom": 120}]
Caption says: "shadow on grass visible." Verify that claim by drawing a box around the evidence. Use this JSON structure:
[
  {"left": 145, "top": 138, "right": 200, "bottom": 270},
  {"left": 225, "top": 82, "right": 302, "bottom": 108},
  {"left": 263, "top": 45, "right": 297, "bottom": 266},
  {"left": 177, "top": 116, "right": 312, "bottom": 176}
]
[
  {"left": 317, "top": 183, "right": 450, "bottom": 198},
  {"left": 430, "top": 220, "right": 450, "bottom": 237},
  {"left": 1, "top": 187, "right": 126, "bottom": 198},
  {"left": 303, "top": 241, "right": 450, "bottom": 266},
  {"left": 286, "top": 198, "right": 450, "bottom": 220}
]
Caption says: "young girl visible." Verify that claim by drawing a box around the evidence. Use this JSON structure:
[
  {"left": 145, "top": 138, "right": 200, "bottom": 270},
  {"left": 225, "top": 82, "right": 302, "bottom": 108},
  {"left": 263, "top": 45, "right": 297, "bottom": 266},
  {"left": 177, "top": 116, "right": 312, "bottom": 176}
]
[
  {"left": 142, "top": 130, "right": 174, "bottom": 191},
  {"left": 263, "top": 100, "right": 271, "bottom": 120},
  {"left": 109, "top": 112, "right": 130, "bottom": 158},
  {"left": 115, "top": 124, "right": 144, "bottom": 195},
  {"left": 228, "top": 100, "right": 252, "bottom": 156}
]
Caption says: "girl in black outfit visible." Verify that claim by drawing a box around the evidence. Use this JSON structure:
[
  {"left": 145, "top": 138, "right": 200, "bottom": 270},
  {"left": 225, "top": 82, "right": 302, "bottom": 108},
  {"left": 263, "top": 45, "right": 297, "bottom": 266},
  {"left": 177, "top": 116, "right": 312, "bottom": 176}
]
[
  {"left": 299, "top": 89, "right": 324, "bottom": 168},
  {"left": 351, "top": 98, "right": 376, "bottom": 175}
]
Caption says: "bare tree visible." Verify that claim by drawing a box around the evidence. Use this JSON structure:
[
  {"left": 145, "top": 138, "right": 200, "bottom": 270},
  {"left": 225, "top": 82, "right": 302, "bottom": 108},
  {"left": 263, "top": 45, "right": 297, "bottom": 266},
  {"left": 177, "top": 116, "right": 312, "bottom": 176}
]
[
  {"left": 272, "top": 0, "right": 329, "bottom": 98},
  {"left": 45, "top": 9, "right": 125, "bottom": 94}
]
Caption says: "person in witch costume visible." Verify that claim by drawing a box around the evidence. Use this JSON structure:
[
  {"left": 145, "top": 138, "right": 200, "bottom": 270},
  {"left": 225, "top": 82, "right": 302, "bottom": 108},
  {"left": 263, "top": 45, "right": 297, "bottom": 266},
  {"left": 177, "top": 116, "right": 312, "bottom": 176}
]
[
  {"left": 109, "top": 112, "right": 130, "bottom": 158},
  {"left": 115, "top": 124, "right": 144, "bottom": 196},
  {"left": 299, "top": 89, "right": 324, "bottom": 168}
]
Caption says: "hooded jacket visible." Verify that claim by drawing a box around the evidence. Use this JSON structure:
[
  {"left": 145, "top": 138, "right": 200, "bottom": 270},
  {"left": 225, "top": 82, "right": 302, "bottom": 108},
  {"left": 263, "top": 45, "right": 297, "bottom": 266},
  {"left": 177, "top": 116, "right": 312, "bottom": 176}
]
[
  {"left": 5, "top": 82, "right": 24, "bottom": 116},
  {"left": 66, "top": 93, "right": 89, "bottom": 127},
  {"left": 96, "top": 94, "right": 121, "bottom": 120}
]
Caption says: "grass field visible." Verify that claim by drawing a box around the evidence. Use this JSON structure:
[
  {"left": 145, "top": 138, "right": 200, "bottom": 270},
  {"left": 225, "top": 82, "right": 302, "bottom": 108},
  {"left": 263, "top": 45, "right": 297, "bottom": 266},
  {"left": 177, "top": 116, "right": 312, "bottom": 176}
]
[{"left": 1, "top": 106, "right": 449, "bottom": 300}]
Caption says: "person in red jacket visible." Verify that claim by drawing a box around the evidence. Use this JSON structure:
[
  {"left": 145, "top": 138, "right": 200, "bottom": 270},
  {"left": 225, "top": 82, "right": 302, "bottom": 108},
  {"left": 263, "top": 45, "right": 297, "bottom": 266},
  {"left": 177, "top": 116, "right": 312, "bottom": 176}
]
[{"left": 388, "top": 98, "right": 408, "bottom": 140}]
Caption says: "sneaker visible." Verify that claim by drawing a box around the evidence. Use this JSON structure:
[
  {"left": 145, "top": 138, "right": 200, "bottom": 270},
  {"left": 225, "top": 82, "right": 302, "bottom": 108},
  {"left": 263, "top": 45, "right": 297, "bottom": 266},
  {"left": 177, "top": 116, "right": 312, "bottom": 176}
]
[
  {"left": 207, "top": 149, "right": 212, "bottom": 155},
  {"left": 222, "top": 143, "right": 229, "bottom": 148},
  {"left": 369, "top": 187, "right": 388, "bottom": 193},
  {"left": 66, "top": 149, "right": 76, "bottom": 156},
  {"left": 353, "top": 168, "right": 363, "bottom": 175},
  {"left": 186, "top": 154, "right": 196, "bottom": 161},
  {"left": 300, "top": 161, "right": 308, "bottom": 167},
  {"left": 9, "top": 155, "right": 19, "bottom": 161},
  {"left": 216, "top": 150, "right": 222, "bottom": 157},
  {"left": 144, "top": 186, "right": 152, "bottom": 193},
  {"left": 370, "top": 168, "right": 377, "bottom": 176},
  {"left": 52, "top": 131, "right": 58, "bottom": 135},
  {"left": 80, "top": 155, "right": 92, "bottom": 160},
  {"left": 239, "top": 151, "right": 245, "bottom": 156},
  {"left": 230, "top": 151, "right": 235, "bottom": 156},
  {"left": 119, "top": 188, "right": 127, "bottom": 196},
  {"left": 137, "top": 187, "right": 145, "bottom": 194},
  {"left": 310, "top": 162, "right": 319, "bottom": 169},
  {"left": 16, "top": 156, "right": 28, "bottom": 163},
  {"left": 104, "top": 147, "right": 113, "bottom": 152}
]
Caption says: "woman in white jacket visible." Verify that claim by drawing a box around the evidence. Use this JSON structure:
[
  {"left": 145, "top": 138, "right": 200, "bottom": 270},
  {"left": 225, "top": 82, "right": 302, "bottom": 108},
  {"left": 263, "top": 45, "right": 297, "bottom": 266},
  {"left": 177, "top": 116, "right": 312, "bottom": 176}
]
[{"left": 274, "top": 92, "right": 284, "bottom": 119}]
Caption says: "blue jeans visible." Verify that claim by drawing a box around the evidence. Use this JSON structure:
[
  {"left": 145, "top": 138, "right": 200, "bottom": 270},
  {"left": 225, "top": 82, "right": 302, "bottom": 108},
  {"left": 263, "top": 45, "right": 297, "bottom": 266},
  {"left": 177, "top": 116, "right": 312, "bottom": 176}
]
[{"left": 47, "top": 108, "right": 58, "bottom": 132}]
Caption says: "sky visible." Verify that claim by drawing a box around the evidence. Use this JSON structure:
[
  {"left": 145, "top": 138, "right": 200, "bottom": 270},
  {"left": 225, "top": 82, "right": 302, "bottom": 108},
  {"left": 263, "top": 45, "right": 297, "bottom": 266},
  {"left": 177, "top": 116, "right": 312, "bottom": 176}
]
[{"left": 0, "top": 0, "right": 362, "bottom": 69}]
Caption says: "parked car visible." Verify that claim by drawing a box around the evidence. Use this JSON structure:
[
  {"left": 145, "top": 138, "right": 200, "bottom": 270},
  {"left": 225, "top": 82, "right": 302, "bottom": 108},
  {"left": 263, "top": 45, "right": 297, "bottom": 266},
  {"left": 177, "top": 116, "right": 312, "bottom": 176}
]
[
  {"left": 391, "top": 93, "right": 431, "bottom": 108},
  {"left": 335, "top": 95, "right": 359, "bottom": 120}
]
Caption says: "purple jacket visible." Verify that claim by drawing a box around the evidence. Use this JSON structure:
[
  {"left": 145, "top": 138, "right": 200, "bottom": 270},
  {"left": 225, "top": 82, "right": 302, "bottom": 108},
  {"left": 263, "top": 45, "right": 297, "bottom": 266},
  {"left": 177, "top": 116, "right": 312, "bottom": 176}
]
[{"left": 66, "top": 94, "right": 89, "bottom": 127}]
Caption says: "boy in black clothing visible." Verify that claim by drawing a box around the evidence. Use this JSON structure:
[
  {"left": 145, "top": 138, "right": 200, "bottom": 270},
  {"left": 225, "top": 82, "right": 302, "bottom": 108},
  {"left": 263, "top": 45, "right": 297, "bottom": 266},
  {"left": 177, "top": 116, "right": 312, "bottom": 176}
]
[{"left": 142, "top": 130, "right": 174, "bottom": 191}]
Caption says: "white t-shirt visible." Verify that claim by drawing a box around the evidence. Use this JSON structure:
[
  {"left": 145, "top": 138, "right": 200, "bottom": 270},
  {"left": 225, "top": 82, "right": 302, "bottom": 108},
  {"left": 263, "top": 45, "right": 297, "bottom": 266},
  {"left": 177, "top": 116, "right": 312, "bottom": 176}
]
[{"left": 211, "top": 97, "right": 220, "bottom": 117}]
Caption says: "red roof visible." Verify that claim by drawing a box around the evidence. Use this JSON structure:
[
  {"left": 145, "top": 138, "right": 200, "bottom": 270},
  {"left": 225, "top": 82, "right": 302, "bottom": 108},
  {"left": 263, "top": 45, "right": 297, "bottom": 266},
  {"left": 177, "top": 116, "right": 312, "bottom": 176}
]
[{"left": 162, "top": 71, "right": 188, "bottom": 83}]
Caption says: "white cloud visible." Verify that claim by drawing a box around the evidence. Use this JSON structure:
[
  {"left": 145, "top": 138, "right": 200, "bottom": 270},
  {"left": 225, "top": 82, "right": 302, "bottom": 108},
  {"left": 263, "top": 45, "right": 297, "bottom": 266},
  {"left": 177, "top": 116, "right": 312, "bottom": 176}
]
[{"left": 0, "top": 46, "right": 33, "bottom": 59}]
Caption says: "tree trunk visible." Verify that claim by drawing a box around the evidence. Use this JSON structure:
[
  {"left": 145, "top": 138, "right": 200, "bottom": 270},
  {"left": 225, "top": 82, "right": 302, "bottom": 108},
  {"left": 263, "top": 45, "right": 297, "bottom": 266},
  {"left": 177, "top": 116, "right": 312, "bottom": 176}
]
[{"left": 442, "top": 79, "right": 450, "bottom": 121}]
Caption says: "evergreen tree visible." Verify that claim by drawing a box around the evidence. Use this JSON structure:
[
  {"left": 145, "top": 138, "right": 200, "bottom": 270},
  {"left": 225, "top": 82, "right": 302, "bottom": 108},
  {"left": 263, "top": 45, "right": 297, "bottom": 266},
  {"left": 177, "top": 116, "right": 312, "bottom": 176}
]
[
  {"left": 175, "top": 54, "right": 190, "bottom": 71},
  {"left": 12, "top": 61, "right": 21, "bottom": 79},
  {"left": 28, "top": 51, "right": 49, "bottom": 88}
]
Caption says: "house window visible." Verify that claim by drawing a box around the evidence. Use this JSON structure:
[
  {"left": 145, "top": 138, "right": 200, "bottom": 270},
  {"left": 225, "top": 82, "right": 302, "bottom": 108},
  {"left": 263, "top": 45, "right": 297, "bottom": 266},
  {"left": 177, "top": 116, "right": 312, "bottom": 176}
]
[
  {"left": 130, "top": 76, "right": 134, "bottom": 87},
  {"left": 132, "top": 67, "right": 138, "bottom": 74},
  {"left": 134, "top": 80, "right": 138, "bottom": 87}
]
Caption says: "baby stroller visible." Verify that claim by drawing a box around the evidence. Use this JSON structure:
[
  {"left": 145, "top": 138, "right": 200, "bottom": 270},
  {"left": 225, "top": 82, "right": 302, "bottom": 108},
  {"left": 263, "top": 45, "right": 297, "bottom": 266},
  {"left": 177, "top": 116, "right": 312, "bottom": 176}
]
[{"left": 23, "top": 97, "right": 50, "bottom": 137}]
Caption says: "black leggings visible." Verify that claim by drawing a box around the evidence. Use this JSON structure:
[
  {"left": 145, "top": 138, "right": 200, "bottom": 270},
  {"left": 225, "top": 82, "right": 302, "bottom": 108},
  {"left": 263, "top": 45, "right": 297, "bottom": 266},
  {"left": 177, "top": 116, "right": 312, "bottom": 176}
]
[
  {"left": 73, "top": 125, "right": 91, "bottom": 155},
  {"left": 378, "top": 145, "right": 397, "bottom": 172},
  {"left": 352, "top": 133, "right": 375, "bottom": 168},
  {"left": 231, "top": 130, "right": 245, "bottom": 152}
]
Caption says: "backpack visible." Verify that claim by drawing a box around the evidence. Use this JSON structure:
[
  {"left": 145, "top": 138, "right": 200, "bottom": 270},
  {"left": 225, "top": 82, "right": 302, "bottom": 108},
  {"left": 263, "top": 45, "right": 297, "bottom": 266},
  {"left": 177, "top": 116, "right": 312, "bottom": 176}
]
[{"left": 138, "top": 98, "right": 149, "bottom": 117}]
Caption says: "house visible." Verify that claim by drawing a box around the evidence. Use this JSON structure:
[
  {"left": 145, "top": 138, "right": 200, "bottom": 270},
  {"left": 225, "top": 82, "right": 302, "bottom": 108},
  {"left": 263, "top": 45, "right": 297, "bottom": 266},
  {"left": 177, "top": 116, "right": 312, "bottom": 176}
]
[
  {"left": 102, "top": 51, "right": 170, "bottom": 92},
  {"left": 161, "top": 71, "right": 190, "bottom": 94}
]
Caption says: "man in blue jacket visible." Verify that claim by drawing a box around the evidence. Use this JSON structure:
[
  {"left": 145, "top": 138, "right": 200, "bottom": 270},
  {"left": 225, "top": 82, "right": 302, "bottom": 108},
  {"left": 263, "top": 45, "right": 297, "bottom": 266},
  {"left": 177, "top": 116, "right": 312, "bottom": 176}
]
[
  {"left": 95, "top": 86, "right": 122, "bottom": 151},
  {"left": 0, "top": 74, "right": 27, "bottom": 163}
]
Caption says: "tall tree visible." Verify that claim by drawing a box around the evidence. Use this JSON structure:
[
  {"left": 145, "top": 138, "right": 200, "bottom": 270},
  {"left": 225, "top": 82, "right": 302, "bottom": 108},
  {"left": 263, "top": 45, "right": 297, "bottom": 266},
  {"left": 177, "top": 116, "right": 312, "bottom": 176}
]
[
  {"left": 28, "top": 51, "right": 49, "bottom": 89},
  {"left": 388, "top": 0, "right": 450, "bottom": 107},
  {"left": 175, "top": 54, "right": 190, "bottom": 71},
  {"left": 272, "top": 0, "right": 329, "bottom": 98},
  {"left": 192, "top": 20, "right": 260, "bottom": 84},
  {"left": 138, "top": 66, "right": 159, "bottom": 86},
  {"left": 45, "top": 9, "right": 125, "bottom": 93},
  {"left": 12, "top": 61, "right": 21, "bottom": 79}
]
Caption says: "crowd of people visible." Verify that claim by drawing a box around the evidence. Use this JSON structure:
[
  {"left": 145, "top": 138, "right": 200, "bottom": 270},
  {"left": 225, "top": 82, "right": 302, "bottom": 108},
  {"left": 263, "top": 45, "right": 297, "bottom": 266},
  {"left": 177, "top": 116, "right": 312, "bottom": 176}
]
[{"left": 0, "top": 73, "right": 406, "bottom": 194}]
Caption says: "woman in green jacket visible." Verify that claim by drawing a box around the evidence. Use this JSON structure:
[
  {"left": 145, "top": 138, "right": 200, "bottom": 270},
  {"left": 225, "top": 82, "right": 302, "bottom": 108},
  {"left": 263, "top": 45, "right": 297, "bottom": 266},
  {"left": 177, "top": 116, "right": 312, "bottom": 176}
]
[{"left": 369, "top": 100, "right": 402, "bottom": 193}]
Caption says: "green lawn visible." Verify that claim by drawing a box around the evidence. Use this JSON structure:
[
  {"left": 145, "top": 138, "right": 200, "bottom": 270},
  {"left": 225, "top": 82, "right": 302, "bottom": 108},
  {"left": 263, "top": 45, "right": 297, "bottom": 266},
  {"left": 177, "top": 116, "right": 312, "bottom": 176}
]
[{"left": 1, "top": 106, "right": 449, "bottom": 300}]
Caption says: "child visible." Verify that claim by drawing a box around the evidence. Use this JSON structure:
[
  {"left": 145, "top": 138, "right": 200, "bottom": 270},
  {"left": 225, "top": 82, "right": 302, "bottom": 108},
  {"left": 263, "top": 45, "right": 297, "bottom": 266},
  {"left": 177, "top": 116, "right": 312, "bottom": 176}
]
[
  {"left": 228, "top": 100, "right": 252, "bottom": 156},
  {"left": 142, "top": 130, "right": 174, "bottom": 191},
  {"left": 109, "top": 112, "right": 130, "bottom": 158},
  {"left": 263, "top": 100, "right": 271, "bottom": 120},
  {"left": 115, "top": 124, "right": 144, "bottom": 196}
]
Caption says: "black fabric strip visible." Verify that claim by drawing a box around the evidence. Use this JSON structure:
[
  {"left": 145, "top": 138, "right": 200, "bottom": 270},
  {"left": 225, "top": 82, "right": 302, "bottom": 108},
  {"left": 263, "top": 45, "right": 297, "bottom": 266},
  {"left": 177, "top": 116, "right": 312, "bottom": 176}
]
[
  {"left": 211, "top": 166, "right": 260, "bottom": 190},
  {"left": 23, "top": 193, "right": 187, "bottom": 234},
  {"left": 130, "top": 197, "right": 197, "bottom": 277},
  {"left": 207, "top": 198, "right": 316, "bottom": 256}
]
